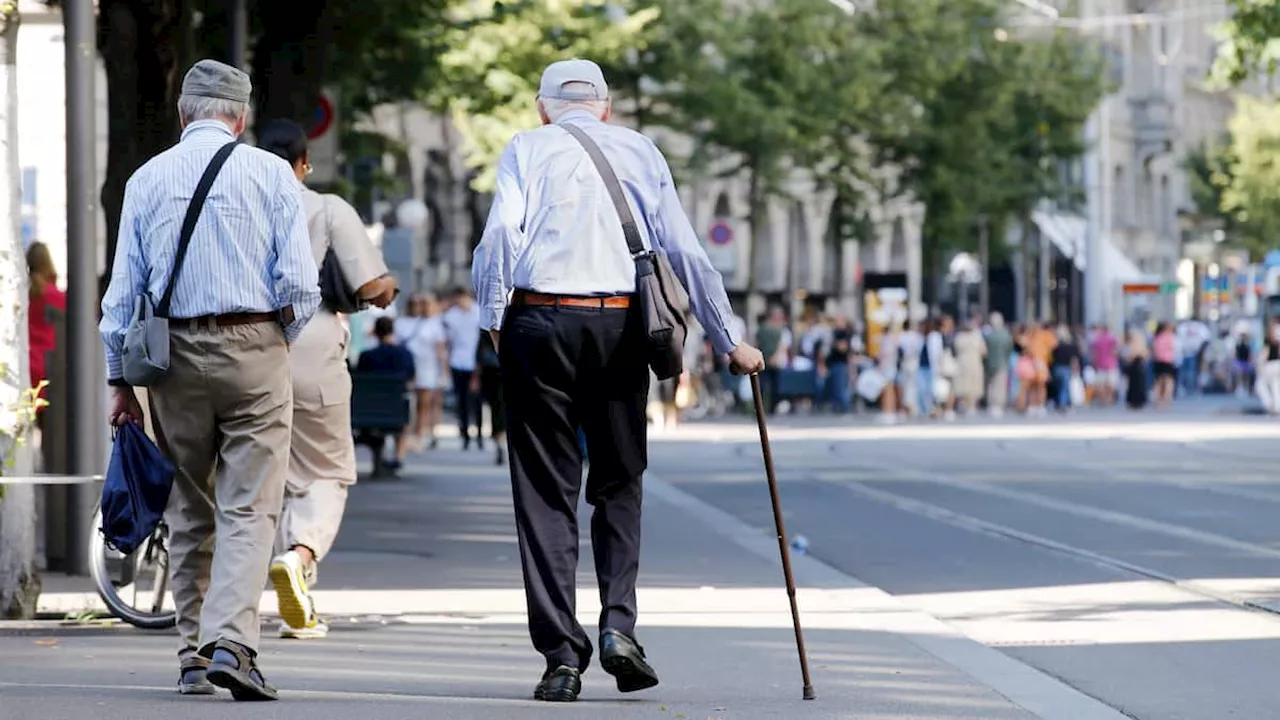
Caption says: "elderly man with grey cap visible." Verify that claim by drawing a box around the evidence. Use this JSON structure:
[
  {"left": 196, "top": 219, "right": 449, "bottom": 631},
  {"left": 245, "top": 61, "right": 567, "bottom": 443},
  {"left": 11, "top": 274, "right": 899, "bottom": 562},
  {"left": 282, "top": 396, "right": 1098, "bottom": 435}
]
[
  {"left": 473, "top": 58, "right": 764, "bottom": 703},
  {"left": 100, "top": 59, "right": 320, "bottom": 701}
]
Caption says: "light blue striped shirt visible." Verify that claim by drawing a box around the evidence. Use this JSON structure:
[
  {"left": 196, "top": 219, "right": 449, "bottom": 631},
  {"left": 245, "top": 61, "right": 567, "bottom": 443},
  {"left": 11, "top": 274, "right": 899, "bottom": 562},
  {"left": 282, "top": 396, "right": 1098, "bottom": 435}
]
[
  {"left": 100, "top": 120, "right": 321, "bottom": 380},
  {"left": 471, "top": 111, "right": 742, "bottom": 355}
]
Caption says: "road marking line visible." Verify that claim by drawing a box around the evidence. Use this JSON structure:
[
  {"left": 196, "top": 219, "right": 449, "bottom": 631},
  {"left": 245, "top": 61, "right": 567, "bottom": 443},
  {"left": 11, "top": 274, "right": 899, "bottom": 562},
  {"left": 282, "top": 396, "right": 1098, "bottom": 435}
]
[
  {"left": 998, "top": 440, "right": 1280, "bottom": 507},
  {"left": 0, "top": 681, "right": 552, "bottom": 705},
  {"left": 645, "top": 474, "right": 1130, "bottom": 720},
  {"left": 829, "top": 478, "right": 1280, "bottom": 618},
  {"left": 852, "top": 459, "right": 1280, "bottom": 564}
]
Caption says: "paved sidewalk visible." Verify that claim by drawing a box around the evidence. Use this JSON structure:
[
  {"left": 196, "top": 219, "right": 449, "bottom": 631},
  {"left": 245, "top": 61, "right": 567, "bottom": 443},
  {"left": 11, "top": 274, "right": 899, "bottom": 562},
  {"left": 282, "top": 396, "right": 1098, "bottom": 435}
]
[{"left": 3, "top": 444, "right": 1119, "bottom": 719}]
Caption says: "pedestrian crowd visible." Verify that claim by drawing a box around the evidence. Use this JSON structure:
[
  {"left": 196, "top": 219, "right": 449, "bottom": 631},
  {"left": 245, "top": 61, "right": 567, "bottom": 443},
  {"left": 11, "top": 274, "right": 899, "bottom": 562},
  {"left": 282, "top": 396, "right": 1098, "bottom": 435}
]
[{"left": 666, "top": 306, "right": 1279, "bottom": 424}]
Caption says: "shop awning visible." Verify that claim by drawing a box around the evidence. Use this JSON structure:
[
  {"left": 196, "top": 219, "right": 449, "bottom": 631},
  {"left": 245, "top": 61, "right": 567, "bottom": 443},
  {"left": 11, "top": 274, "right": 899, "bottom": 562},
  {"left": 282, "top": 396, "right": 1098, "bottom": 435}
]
[{"left": 1031, "top": 209, "right": 1152, "bottom": 284}]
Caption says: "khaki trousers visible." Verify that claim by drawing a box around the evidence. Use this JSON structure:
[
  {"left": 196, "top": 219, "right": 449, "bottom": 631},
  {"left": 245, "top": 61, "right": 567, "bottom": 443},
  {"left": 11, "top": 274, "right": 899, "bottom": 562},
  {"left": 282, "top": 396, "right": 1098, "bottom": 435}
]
[
  {"left": 149, "top": 322, "right": 292, "bottom": 663},
  {"left": 987, "top": 368, "right": 1009, "bottom": 411},
  {"left": 275, "top": 314, "right": 356, "bottom": 585}
]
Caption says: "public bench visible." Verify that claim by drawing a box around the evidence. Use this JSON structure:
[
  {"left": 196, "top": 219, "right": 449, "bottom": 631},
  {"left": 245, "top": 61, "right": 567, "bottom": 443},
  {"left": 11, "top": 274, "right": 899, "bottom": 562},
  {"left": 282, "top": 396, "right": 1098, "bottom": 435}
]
[{"left": 350, "top": 371, "right": 412, "bottom": 478}]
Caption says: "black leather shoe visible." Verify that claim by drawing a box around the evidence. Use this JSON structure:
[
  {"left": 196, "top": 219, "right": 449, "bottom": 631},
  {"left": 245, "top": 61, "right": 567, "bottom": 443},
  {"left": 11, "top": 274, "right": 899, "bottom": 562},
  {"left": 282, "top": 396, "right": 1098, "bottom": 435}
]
[
  {"left": 599, "top": 629, "right": 659, "bottom": 693},
  {"left": 533, "top": 665, "right": 581, "bottom": 702}
]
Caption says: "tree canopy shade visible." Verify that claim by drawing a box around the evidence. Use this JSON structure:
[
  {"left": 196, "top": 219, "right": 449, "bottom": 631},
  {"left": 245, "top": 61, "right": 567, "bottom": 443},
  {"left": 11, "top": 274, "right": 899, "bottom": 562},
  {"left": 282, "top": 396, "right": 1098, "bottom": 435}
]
[
  {"left": 1217, "top": 97, "right": 1280, "bottom": 257},
  {"left": 429, "top": 0, "right": 657, "bottom": 190},
  {"left": 74, "top": 0, "right": 1105, "bottom": 288},
  {"left": 1210, "top": 0, "right": 1280, "bottom": 86}
]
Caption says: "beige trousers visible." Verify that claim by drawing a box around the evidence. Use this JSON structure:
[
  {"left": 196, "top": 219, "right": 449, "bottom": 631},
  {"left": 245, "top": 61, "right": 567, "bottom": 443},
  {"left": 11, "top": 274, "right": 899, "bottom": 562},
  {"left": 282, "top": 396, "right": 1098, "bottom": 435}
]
[
  {"left": 987, "top": 369, "right": 1009, "bottom": 411},
  {"left": 275, "top": 314, "right": 357, "bottom": 584},
  {"left": 149, "top": 322, "right": 292, "bottom": 663}
]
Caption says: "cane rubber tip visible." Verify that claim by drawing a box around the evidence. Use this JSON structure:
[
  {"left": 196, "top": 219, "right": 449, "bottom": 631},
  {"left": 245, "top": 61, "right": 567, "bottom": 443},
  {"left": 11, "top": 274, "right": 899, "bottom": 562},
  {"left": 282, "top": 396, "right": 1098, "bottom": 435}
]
[{"left": 803, "top": 686, "right": 816, "bottom": 700}]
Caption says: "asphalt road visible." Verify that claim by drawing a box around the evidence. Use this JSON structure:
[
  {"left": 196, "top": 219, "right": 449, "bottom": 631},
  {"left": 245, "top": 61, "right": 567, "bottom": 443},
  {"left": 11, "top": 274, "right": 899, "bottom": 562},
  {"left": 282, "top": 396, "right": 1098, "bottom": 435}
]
[
  {"left": 652, "top": 409, "right": 1280, "bottom": 720},
  {"left": 6, "top": 403, "right": 1277, "bottom": 719}
]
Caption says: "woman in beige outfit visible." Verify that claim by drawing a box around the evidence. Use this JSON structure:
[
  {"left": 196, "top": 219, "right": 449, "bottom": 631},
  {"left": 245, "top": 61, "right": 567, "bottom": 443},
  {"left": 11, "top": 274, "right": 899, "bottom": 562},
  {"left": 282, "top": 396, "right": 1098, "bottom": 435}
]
[
  {"left": 258, "top": 120, "right": 398, "bottom": 639},
  {"left": 951, "top": 317, "right": 987, "bottom": 415}
]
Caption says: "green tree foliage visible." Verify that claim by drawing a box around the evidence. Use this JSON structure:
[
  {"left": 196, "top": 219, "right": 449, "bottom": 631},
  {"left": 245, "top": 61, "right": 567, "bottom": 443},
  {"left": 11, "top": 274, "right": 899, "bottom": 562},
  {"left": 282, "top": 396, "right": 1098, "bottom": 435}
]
[
  {"left": 869, "top": 1, "right": 1104, "bottom": 262},
  {"left": 1211, "top": 0, "right": 1280, "bottom": 86},
  {"left": 430, "top": 0, "right": 657, "bottom": 190},
  {"left": 641, "top": 0, "right": 861, "bottom": 292},
  {"left": 1217, "top": 97, "right": 1280, "bottom": 256}
]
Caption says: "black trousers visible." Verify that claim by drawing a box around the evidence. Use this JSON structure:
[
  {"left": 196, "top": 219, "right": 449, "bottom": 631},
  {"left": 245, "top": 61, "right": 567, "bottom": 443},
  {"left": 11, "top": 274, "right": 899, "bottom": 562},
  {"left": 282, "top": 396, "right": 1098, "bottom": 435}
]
[
  {"left": 451, "top": 367, "right": 482, "bottom": 442},
  {"left": 479, "top": 365, "right": 505, "bottom": 437},
  {"left": 500, "top": 303, "right": 648, "bottom": 672}
]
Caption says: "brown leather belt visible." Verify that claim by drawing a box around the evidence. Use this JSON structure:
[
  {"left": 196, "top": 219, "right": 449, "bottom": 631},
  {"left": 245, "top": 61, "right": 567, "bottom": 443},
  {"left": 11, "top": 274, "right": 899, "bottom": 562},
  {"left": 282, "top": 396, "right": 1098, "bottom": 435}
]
[
  {"left": 176, "top": 305, "right": 294, "bottom": 331},
  {"left": 513, "top": 290, "right": 631, "bottom": 309}
]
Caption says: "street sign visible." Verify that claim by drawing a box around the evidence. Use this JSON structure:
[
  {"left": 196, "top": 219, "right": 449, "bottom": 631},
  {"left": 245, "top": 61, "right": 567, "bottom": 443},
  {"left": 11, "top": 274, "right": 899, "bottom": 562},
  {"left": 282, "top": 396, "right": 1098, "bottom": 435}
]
[
  {"left": 308, "top": 93, "right": 334, "bottom": 140},
  {"left": 1265, "top": 250, "right": 1280, "bottom": 269},
  {"left": 703, "top": 219, "right": 737, "bottom": 276},
  {"left": 708, "top": 220, "right": 733, "bottom": 246},
  {"left": 1124, "top": 281, "right": 1180, "bottom": 295},
  {"left": 305, "top": 90, "right": 339, "bottom": 185}
]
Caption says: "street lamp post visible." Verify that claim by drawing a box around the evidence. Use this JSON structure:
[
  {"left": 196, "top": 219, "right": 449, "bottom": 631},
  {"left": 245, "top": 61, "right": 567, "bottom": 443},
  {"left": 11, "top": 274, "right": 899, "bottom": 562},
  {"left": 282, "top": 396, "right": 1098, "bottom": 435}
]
[
  {"left": 230, "top": 0, "right": 249, "bottom": 71},
  {"left": 63, "top": 0, "right": 99, "bottom": 576}
]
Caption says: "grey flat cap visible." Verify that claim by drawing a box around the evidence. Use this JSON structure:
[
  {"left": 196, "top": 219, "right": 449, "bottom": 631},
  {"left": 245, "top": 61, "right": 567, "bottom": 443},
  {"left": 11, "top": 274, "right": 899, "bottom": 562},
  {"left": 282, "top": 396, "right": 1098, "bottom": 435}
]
[
  {"left": 181, "top": 59, "right": 251, "bottom": 104},
  {"left": 539, "top": 59, "right": 609, "bottom": 100}
]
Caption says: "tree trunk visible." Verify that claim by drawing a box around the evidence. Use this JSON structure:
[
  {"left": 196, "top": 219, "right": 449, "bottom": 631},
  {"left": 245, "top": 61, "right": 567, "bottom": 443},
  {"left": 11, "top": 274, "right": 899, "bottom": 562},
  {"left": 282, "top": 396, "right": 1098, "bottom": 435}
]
[
  {"left": 0, "top": 7, "right": 40, "bottom": 620},
  {"left": 252, "top": 2, "right": 335, "bottom": 136},
  {"left": 98, "top": 0, "right": 189, "bottom": 279},
  {"left": 978, "top": 215, "right": 990, "bottom": 317},
  {"left": 745, "top": 162, "right": 761, "bottom": 297}
]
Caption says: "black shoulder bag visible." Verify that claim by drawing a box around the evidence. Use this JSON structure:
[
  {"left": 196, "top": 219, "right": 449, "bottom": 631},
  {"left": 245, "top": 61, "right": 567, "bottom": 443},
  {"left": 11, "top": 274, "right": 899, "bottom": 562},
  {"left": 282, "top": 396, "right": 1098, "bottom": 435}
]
[
  {"left": 318, "top": 194, "right": 365, "bottom": 314},
  {"left": 562, "top": 124, "right": 691, "bottom": 381}
]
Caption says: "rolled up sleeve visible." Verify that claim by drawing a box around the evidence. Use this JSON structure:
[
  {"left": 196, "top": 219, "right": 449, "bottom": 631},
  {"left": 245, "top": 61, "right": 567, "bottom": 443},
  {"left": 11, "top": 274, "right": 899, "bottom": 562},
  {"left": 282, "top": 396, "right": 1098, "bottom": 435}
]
[
  {"left": 472, "top": 139, "right": 526, "bottom": 331},
  {"left": 650, "top": 156, "right": 741, "bottom": 356},
  {"left": 99, "top": 179, "right": 147, "bottom": 380},
  {"left": 271, "top": 174, "right": 321, "bottom": 342}
]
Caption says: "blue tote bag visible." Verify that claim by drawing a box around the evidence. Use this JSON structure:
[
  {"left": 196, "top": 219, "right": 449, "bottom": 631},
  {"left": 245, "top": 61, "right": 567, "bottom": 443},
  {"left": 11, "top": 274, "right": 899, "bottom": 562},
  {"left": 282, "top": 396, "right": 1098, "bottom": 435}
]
[{"left": 99, "top": 421, "right": 175, "bottom": 555}]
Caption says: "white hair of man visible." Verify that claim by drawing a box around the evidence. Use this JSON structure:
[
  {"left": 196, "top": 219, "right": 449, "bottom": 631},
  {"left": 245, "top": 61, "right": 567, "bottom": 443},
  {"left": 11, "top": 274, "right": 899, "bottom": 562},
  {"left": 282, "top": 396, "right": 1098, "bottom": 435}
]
[
  {"left": 538, "top": 81, "right": 608, "bottom": 122},
  {"left": 990, "top": 311, "right": 1004, "bottom": 328},
  {"left": 177, "top": 93, "right": 249, "bottom": 126}
]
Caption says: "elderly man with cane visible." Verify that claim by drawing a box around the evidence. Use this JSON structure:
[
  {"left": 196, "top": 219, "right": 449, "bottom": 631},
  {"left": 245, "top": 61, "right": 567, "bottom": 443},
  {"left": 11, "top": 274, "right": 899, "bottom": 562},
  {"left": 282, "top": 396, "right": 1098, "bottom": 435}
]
[
  {"left": 472, "top": 58, "right": 765, "bottom": 703},
  {"left": 100, "top": 59, "right": 320, "bottom": 701}
]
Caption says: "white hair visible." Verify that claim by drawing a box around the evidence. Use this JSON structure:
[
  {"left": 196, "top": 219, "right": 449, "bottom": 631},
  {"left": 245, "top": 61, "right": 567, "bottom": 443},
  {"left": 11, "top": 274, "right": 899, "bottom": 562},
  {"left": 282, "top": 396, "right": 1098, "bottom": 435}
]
[
  {"left": 177, "top": 94, "right": 249, "bottom": 125},
  {"left": 538, "top": 82, "right": 608, "bottom": 122}
]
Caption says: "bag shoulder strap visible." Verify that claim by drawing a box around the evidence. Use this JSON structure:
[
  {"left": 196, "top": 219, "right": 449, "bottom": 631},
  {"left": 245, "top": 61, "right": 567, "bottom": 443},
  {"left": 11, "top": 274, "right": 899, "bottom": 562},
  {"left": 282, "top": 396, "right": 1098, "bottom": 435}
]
[
  {"left": 561, "top": 124, "right": 646, "bottom": 257},
  {"left": 322, "top": 192, "right": 337, "bottom": 251},
  {"left": 157, "top": 141, "right": 239, "bottom": 318}
]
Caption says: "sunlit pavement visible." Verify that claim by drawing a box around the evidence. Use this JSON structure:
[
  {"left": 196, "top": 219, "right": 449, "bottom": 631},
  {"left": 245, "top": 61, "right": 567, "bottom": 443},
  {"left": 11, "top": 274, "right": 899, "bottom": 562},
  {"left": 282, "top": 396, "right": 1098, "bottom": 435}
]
[{"left": 7, "top": 403, "right": 1275, "bottom": 718}]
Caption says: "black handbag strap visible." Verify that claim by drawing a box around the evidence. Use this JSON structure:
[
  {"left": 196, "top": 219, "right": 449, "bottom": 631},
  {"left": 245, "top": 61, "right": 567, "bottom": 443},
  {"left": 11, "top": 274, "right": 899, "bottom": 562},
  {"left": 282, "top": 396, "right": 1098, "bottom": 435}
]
[
  {"left": 562, "top": 124, "right": 647, "bottom": 258},
  {"left": 157, "top": 141, "right": 239, "bottom": 318}
]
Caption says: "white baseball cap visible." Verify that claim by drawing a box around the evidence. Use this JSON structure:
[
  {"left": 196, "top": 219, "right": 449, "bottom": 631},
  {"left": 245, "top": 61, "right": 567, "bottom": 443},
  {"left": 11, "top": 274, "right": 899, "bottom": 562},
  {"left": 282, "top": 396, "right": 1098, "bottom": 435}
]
[{"left": 538, "top": 58, "right": 609, "bottom": 101}]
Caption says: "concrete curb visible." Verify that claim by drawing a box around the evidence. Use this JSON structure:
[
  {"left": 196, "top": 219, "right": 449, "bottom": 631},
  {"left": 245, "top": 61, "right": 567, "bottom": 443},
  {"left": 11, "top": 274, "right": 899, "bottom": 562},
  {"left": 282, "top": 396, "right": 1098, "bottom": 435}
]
[{"left": 644, "top": 473, "right": 1130, "bottom": 720}]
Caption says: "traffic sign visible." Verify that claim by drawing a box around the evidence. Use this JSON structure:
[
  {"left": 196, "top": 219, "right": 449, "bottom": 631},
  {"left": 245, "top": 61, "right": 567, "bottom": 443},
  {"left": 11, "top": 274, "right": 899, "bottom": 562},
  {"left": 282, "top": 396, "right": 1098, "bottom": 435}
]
[
  {"left": 708, "top": 221, "right": 733, "bottom": 246},
  {"left": 308, "top": 93, "right": 334, "bottom": 140}
]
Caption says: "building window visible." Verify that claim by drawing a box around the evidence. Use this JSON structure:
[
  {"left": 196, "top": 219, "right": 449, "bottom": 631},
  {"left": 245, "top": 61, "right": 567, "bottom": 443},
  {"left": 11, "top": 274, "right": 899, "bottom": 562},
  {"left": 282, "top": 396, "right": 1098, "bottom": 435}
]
[
  {"left": 713, "top": 192, "right": 731, "bottom": 218},
  {"left": 1112, "top": 164, "right": 1127, "bottom": 227},
  {"left": 20, "top": 167, "right": 35, "bottom": 206},
  {"left": 1159, "top": 175, "right": 1170, "bottom": 235}
]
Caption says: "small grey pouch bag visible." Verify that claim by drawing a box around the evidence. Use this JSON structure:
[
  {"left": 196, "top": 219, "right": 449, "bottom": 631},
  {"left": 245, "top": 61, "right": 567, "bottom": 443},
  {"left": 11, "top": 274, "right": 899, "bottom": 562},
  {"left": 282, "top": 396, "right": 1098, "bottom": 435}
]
[
  {"left": 562, "top": 124, "right": 692, "bottom": 381},
  {"left": 122, "top": 141, "right": 238, "bottom": 386}
]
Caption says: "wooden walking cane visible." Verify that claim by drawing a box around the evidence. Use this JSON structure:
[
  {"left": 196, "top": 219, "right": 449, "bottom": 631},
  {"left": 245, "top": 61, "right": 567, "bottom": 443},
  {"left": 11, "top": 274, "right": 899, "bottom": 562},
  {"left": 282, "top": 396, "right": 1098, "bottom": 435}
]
[{"left": 749, "top": 373, "right": 816, "bottom": 700}]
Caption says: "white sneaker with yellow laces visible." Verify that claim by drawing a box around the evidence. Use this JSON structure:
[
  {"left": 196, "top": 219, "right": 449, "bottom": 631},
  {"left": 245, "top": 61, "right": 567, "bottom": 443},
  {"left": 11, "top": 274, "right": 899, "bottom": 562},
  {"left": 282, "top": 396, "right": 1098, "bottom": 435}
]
[
  {"left": 269, "top": 550, "right": 314, "bottom": 630},
  {"left": 279, "top": 613, "right": 329, "bottom": 639}
]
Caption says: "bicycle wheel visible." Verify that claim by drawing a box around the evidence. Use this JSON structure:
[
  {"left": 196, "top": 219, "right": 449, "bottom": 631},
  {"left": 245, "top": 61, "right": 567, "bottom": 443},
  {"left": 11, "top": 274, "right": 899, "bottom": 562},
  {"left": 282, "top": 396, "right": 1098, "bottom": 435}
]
[{"left": 88, "top": 506, "right": 177, "bottom": 629}]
